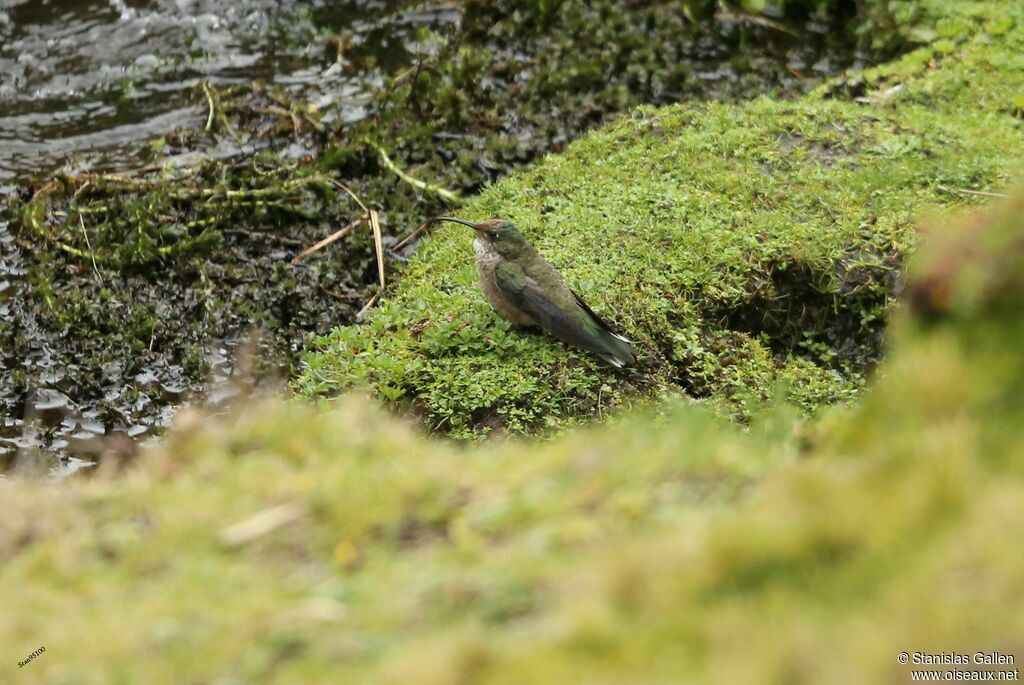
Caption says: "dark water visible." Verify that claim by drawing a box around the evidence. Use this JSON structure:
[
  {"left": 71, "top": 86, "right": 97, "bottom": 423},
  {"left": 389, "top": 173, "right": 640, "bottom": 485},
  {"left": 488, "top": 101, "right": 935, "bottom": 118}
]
[{"left": 0, "top": 0, "right": 453, "bottom": 190}]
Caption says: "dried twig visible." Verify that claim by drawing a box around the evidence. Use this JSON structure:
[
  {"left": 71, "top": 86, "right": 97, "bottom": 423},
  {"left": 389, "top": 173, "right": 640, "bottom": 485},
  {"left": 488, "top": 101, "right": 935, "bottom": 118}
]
[
  {"left": 220, "top": 502, "right": 307, "bottom": 546},
  {"left": 355, "top": 289, "right": 382, "bottom": 323},
  {"left": 936, "top": 184, "right": 1008, "bottom": 199},
  {"left": 290, "top": 217, "right": 365, "bottom": 264},
  {"left": 256, "top": 105, "right": 302, "bottom": 139},
  {"left": 369, "top": 209, "right": 385, "bottom": 289},
  {"left": 305, "top": 179, "right": 388, "bottom": 319},
  {"left": 78, "top": 214, "right": 103, "bottom": 283},
  {"left": 327, "top": 180, "right": 386, "bottom": 287},
  {"left": 291, "top": 179, "right": 375, "bottom": 264},
  {"left": 393, "top": 218, "right": 435, "bottom": 252},
  {"left": 329, "top": 179, "right": 369, "bottom": 213},
  {"left": 303, "top": 113, "right": 325, "bottom": 133}
]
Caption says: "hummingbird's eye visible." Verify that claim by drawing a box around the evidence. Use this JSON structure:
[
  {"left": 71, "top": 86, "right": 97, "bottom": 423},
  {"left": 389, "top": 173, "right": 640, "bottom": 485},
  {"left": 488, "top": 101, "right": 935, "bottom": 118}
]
[{"left": 487, "top": 231, "right": 499, "bottom": 239}]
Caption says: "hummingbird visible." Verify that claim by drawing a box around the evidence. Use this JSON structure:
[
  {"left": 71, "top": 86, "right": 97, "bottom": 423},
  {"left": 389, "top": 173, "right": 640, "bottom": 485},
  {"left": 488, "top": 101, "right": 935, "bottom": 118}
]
[{"left": 432, "top": 217, "right": 636, "bottom": 368}]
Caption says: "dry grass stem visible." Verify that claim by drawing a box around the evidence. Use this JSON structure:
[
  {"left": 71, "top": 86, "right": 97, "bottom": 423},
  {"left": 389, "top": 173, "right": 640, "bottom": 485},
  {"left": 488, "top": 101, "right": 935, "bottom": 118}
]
[
  {"left": 393, "top": 218, "right": 435, "bottom": 252},
  {"left": 936, "top": 184, "right": 1009, "bottom": 199},
  {"left": 290, "top": 217, "right": 365, "bottom": 264},
  {"left": 220, "top": 502, "right": 307, "bottom": 546}
]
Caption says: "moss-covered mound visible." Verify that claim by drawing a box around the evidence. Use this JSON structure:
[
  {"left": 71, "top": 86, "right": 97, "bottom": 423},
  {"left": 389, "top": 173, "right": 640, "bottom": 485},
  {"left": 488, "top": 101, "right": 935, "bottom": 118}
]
[
  {"left": 296, "top": 0, "right": 1024, "bottom": 435},
  {"left": 3, "top": 186, "right": 1023, "bottom": 684}
]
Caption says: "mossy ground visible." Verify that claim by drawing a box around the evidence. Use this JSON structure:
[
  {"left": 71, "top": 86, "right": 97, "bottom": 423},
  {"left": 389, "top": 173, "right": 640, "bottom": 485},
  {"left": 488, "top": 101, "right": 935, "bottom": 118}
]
[
  {"left": 297, "top": 0, "right": 1024, "bottom": 435},
  {"left": 2, "top": 185, "right": 1023, "bottom": 684}
]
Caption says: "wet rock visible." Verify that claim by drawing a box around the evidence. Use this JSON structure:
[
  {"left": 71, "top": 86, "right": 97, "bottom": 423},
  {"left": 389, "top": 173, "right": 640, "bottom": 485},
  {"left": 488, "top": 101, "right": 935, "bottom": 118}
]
[{"left": 30, "top": 388, "right": 73, "bottom": 427}]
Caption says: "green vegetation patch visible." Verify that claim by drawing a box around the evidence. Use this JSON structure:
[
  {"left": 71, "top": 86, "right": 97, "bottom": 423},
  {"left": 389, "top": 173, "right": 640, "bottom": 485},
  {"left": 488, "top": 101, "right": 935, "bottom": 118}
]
[
  {"left": 297, "top": 106, "right": 1022, "bottom": 434},
  {"left": 15, "top": 159, "right": 336, "bottom": 268},
  {"left": 2, "top": 187, "right": 1023, "bottom": 683},
  {"left": 297, "top": 0, "right": 1024, "bottom": 435}
]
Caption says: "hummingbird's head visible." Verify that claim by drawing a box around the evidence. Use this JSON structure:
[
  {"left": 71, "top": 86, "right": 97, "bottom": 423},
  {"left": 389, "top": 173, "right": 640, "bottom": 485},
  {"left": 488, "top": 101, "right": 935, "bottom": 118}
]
[{"left": 433, "top": 217, "right": 530, "bottom": 258}]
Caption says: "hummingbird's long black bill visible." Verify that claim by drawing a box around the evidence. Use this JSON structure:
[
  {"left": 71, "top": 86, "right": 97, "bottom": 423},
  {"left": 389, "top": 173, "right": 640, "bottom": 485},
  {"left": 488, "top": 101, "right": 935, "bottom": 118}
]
[{"left": 432, "top": 216, "right": 484, "bottom": 231}]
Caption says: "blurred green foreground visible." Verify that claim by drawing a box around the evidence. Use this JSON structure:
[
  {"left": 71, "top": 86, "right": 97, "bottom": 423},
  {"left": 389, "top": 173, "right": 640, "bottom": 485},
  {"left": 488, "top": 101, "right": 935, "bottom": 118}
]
[{"left": 2, "top": 191, "right": 1024, "bottom": 683}]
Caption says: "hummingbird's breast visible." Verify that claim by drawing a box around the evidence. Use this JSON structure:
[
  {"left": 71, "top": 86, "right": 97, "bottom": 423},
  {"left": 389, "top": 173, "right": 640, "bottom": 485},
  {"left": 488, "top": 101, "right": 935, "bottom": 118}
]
[{"left": 474, "top": 238, "right": 536, "bottom": 326}]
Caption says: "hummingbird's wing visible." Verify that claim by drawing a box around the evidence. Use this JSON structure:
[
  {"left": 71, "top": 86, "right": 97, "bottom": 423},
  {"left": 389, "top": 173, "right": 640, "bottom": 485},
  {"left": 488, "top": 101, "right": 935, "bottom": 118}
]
[
  {"left": 494, "top": 260, "right": 635, "bottom": 367},
  {"left": 570, "top": 290, "right": 633, "bottom": 344}
]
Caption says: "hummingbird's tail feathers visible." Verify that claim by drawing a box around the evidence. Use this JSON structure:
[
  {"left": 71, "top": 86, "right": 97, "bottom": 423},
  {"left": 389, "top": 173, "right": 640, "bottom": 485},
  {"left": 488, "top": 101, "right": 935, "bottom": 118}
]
[
  {"left": 596, "top": 332, "right": 636, "bottom": 368},
  {"left": 570, "top": 291, "right": 636, "bottom": 367},
  {"left": 571, "top": 291, "right": 626, "bottom": 335}
]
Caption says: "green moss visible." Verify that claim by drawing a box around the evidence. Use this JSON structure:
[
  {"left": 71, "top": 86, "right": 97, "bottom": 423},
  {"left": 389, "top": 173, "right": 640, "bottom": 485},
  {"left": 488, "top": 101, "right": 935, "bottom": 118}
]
[
  {"left": 14, "top": 159, "right": 338, "bottom": 269},
  {"left": 297, "top": 0, "right": 1024, "bottom": 434},
  {"left": 2, "top": 185, "right": 1023, "bottom": 683}
]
